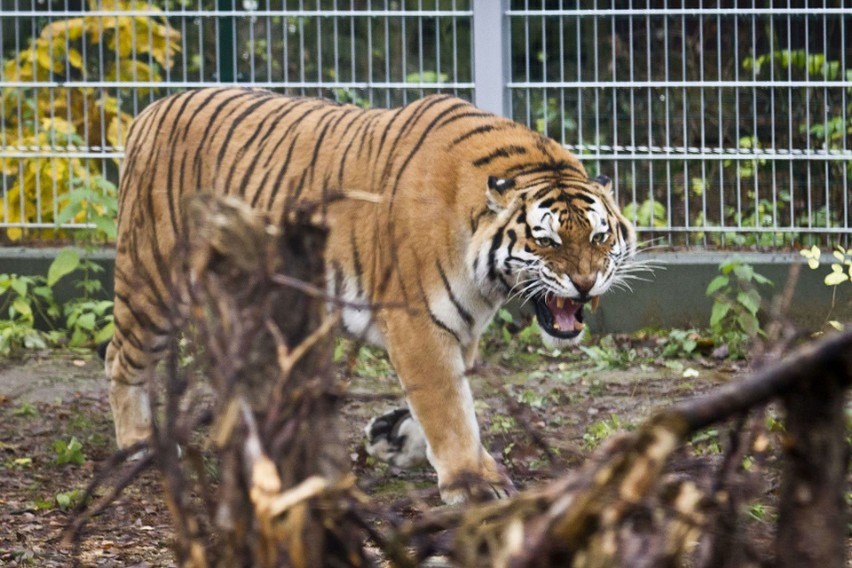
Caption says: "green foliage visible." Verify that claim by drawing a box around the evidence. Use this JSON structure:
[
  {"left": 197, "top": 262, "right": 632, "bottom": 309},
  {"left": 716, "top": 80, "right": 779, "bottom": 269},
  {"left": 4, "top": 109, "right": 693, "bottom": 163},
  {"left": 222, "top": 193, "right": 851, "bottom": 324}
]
[
  {"left": 482, "top": 308, "right": 544, "bottom": 364},
  {"left": 706, "top": 258, "right": 773, "bottom": 358},
  {"left": 578, "top": 335, "right": 638, "bottom": 370},
  {"left": 0, "top": 0, "right": 179, "bottom": 241},
  {"left": 660, "top": 329, "right": 701, "bottom": 358},
  {"left": 582, "top": 414, "right": 630, "bottom": 451},
  {"left": 0, "top": 272, "right": 62, "bottom": 355},
  {"left": 340, "top": 343, "right": 395, "bottom": 379},
  {"left": 489, "top": 415, "right": 517, "bottom": 434},
  {"left": 52, "top": 437, "right": 86, "bottom": 466},
  {"left": 55, "top": 489, "right": 86, "bottom": 511},
  {"left": 689, "top": 429, "right": 722, "bottom": 456},
  {"left": 517, "top": 389, "right": 558, "bottom": 408},
  {"left": 723, "top": 136, "right": 766, "bottom": 179},
  {"left": 800, "top": 245, "right": 852, "bottom": 331},
  {"left": 747, "top": 503, "right": 775, "bottom": 523},
  {"left": 623, "top": 198, "right": 667, "bottom": 229},
  {"left": 12, "top": 402, "right": 39, "bottom": 418},
  {"left": 0, "top": 247, "right": 113, "bottom": 355}
]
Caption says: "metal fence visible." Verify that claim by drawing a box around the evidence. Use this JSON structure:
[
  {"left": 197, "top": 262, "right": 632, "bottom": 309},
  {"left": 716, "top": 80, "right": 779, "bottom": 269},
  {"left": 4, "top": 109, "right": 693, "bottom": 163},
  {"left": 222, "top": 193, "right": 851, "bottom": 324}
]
[{"left": 1, "top": 0, "right": 850, "bottom": 247}]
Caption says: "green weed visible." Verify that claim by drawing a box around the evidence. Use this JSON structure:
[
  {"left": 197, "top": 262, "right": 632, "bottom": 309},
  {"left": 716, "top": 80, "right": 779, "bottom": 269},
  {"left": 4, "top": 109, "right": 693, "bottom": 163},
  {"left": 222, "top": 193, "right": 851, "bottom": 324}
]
[
  {"left": 52, "top": 437, "right": 86, "bottom": 466},
  {"left": 582, "top": 414, "right": 630, "bottom": 450},
  {"left": 706, "top": 258, "right": 773, "bottom": 358}
]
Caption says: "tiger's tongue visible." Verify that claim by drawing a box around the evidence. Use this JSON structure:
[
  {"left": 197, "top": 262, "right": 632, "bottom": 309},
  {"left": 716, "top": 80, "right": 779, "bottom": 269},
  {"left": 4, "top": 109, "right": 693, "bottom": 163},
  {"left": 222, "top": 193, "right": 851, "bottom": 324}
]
[{"left": 546, "top": 297, "right": 583, "bottom": 331}]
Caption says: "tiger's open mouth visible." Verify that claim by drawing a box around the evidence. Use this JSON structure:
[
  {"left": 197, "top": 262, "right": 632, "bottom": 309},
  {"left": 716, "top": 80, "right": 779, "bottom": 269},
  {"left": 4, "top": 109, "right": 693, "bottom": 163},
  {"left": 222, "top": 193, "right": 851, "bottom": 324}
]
[{"left": 533, "top": 295, "right": 599, "bottom": 339}]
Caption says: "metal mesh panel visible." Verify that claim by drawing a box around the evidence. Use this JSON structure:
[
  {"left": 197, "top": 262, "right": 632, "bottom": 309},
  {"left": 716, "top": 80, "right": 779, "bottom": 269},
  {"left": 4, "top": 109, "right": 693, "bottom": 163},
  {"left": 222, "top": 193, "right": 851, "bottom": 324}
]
[
  {"left": 1, "top": 0, "right": 850, "bottom": 247},
  {"left": 508, "top": 1, "right": 851, "bottom": 247},
  {"left": 0, "top": 0, "right": 473, "bottom": 239}
]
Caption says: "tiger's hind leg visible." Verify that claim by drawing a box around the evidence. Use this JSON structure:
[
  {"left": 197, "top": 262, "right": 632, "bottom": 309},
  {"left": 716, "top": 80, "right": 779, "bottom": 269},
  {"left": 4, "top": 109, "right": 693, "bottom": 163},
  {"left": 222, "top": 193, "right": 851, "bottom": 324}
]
[{"left": 104, "top": 286, "right": 173, "bottom": 452}]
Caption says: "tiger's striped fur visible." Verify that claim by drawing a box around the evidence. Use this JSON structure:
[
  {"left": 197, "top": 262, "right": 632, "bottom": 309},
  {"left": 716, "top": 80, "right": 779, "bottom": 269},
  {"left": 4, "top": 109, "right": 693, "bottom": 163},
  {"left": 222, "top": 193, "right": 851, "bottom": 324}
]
[{"left": 106, "top": 87, "right": 636, "bottom": 503}]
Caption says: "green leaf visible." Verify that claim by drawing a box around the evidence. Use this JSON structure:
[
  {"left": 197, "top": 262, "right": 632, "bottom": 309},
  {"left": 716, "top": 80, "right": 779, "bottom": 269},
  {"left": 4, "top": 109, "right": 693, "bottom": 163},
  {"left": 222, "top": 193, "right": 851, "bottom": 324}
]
[
  {"left": 32, "top": 286, "right": 54, "bottom": 300},
  {"left": 69, "top": 327, "right": 87, "bottom": 347},
  {"left": 736, "top": 312, "right": 760, "bottom": 337},
  {"left": 75, "top": 312, "right": 96, "bottom": 331},
  {"left": 710, "top": 301, "right": 731, "bottom": 328},
  {"left": 47, "top": 249, "right": 80, "bottom": 287},
  {"left": 497, "top": 309, "right": 514, "bottom": 324},
  {"left": 11, "top": 298, "right": 32, "bottom": 319},
  {"left": 752, "top": 272, "right": 773, "bottom": 286},
  {"left": 733, "top": 263, "right": 754, "bottom": 282},
  {"left": 93, "top": 216, "right": 117, "bottom": 239},
  {"left": 737, "top": 289, "right": 762, "bottom": 315},
  {"left": 705, "top": 275, "right": 729, "bottom": 296},
  {"left": 94, "top": 321, "right": 115, "bottom": 344},
  {"left": 55, "top": 492, "right": 72, "bottom": 510},
  {"left": 10, "top": 278, "right": 28, "bottom": 297}
]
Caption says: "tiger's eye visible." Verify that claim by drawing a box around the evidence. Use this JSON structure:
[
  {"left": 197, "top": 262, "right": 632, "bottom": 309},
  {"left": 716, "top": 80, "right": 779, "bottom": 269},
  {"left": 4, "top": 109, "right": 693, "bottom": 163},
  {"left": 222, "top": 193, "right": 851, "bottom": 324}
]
[
  {"left": 592, "top": 232, "right": 609, "bottom": 244},
  {"left": 536, "top": 237, "right": 556, "bottom": 248}
]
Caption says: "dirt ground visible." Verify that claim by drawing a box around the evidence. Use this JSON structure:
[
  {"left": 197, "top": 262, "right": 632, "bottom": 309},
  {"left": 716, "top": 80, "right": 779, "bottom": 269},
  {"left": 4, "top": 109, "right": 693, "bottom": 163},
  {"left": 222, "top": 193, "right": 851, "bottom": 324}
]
[{"left": 0, "top": 330, "right": 821, "bottom": 566}]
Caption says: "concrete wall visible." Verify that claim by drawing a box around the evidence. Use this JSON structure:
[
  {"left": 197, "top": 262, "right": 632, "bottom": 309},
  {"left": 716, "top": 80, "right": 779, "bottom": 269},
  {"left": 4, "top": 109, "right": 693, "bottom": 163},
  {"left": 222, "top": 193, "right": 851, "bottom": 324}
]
[
  {"left": 1, "top": 248, "right": 849, "bottom": 333},
  {"left": 587, "top": 252, "right": 851, "bottom": 333}
]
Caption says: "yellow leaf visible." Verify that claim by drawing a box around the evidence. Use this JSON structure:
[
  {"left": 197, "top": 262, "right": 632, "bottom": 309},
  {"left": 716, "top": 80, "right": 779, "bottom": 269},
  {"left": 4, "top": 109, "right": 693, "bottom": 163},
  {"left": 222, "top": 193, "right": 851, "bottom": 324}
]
[
  {"left": 107, "top": 115, "right": 132, "bottom": 148},
  {"left": 828, "top": 321, "right": 844, "bottom": 331},
  {"left": 41, "top": 17, "right": 87, "bottom": 42},
  {"left": 0, "top": 158, "right": 18, "bottom": 176},
  {"left": 41, "top": 116, "right": 77, "bottom": 137},
  {"left": 67, "top": 48, "right": 84, "bottom": 70},
  {"left": 99, "top": 95, "right": 120, "bottom": 115},
  {"left": 833, "top": 250, "right": 845, "bottom": 261}
]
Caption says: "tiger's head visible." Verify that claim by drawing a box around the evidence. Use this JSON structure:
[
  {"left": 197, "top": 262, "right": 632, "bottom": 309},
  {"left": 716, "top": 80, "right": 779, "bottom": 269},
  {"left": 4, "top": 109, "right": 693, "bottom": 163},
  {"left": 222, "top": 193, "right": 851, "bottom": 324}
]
[{"left": 471, "top": 169, "right": 638, "bottom": 348}]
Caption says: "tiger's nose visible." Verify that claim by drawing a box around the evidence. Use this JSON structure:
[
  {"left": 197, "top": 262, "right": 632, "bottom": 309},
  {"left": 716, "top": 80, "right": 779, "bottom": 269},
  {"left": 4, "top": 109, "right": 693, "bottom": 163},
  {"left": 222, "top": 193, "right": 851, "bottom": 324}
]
[{"left": 570, "top": 274, "right": 596, "bottom": 297}]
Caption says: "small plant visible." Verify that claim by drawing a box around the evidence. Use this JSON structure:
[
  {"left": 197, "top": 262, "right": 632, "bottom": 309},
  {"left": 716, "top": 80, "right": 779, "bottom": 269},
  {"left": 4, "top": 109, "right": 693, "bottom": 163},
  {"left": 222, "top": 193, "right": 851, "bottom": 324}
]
[
  {"left": 578, "top": 335, "right": 638, "bottom": 370},
  {"left": 747, "top": 503, "right": 775, "bottom": 523},
  {"left": 516, "top": 388, "right": 555, "bottom": 409},
  {"left": 0, "top": 247, "right": 114, "bottom": 355},
  {"left": 582, "top": 414, "right": 629, "bottom": 450},
  {"left": 0, "top": 273, "right": 63, "bottom": 356},
  {"left": 52, "top": 437, "right": 86, "bottom": 466},
  {"left": 800, "top": 245, "right": 852, "bottom": 331},
  {"left": 489, "top": 415, "right": 517, "bottom": 434},
  {"left": 482, "top": 308, "right": 543, "bottom": 364},
  {"left": 706, "top": 258, "right": 773, "bottom": 358},
  {"left": 12, "top": 402, "right": 39, "bottom": 418},
  {"left": 689, "top": 429, "right": 722, "bottom": 455},
  {"left": 4, "top": 457, "right": 33, "bottom": 469},
  {"left": 660, "top": 329, "right": 702, "bottom": 358},
  {"left": 55, "top": 489, "right": 86, "bottom": 511}
]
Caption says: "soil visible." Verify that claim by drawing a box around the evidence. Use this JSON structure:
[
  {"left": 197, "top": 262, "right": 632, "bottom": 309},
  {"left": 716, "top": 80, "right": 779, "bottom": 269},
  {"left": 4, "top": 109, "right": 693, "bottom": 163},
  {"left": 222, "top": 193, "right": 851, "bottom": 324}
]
[{"left": 0, "top": 333, "right": 823, "bottom": 566}]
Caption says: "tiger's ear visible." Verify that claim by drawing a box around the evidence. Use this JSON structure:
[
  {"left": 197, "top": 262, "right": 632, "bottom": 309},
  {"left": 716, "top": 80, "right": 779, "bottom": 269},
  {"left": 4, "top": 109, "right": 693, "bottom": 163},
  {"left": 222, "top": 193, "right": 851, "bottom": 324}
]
[
  {"left": 486, "top": 176, "right": 516, "bottom": 211},
  {"left": 593, "top": 174, "right": 613, "bottom": 194}
]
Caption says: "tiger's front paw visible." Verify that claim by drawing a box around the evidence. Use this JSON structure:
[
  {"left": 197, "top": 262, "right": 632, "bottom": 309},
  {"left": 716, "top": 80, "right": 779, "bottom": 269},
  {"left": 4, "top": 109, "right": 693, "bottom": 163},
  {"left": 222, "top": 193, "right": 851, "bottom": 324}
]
[
  {"left": 364, "top": 408, "right": 428, "bottom": 469},
  {"left": 438, "top": 451, "right": 517, "bottom": 504}
]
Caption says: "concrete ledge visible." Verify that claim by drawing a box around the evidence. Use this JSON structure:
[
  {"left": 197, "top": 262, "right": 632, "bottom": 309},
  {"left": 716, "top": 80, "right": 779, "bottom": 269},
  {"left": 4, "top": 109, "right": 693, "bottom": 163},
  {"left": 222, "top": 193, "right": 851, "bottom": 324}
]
[
  {"left": 587, "top": 252, "right": 851, "bottom": 332},
  {"left": 1, "top": 248, "right": 849, "bottom": 333}
]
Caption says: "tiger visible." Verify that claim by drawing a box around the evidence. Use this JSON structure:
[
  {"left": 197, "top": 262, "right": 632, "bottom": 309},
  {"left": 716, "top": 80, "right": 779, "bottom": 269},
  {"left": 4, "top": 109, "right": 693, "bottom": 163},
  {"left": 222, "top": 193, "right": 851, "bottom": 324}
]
[{"left": 105, "top": 87, "right": 637, "bottom": 504}]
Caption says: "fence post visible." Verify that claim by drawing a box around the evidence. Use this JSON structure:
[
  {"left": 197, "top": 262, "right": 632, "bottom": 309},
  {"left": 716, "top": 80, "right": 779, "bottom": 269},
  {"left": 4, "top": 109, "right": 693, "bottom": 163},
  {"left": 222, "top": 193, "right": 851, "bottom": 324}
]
[
  {"left": 216, "top": 0, "right": 236, "bottom": 82},
  {"left": 472, "top": 0, "right": 511, "bottom": 117}
]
